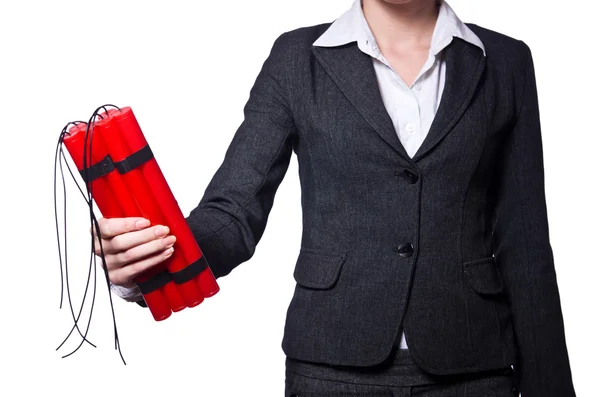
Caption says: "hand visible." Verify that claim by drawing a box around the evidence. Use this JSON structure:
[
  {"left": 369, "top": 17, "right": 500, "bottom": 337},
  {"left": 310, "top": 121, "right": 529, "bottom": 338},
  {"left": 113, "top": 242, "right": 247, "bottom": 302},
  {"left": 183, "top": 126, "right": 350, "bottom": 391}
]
[{"left": 91, "top": 217, "right": 176, "bottom": 288}]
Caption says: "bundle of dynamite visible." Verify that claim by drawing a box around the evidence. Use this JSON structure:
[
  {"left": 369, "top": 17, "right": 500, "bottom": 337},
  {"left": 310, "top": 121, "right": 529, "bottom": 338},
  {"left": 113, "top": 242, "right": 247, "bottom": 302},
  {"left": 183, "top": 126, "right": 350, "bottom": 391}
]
[{"left": 54, "top": 104, "right": 219, "bottom": 361}]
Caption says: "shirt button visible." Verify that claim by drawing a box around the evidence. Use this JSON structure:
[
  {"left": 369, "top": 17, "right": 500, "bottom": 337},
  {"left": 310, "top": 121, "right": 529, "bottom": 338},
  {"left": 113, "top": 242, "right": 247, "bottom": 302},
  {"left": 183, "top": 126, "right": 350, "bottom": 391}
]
[
  {"left": 405, "top": 124, "right": 414, "bottom": 133},
  {"left": 415, "top": 84, "right": 422, "bottom": 91}
]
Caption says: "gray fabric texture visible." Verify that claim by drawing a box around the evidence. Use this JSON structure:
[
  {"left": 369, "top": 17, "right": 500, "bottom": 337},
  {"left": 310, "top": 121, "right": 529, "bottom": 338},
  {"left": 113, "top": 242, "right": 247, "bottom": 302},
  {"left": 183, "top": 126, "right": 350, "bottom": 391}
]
[
  {"left": 285, "top": 347, "right": 519, "bottom": 396},
  {"left": 184, "top": 21, "right": 576, "bottom": 397}
]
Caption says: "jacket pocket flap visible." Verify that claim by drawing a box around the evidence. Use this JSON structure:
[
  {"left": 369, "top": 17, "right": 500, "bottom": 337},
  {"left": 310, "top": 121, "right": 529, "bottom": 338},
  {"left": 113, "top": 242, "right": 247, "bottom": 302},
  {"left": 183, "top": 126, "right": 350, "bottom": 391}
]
[
  {"left": 293, "top": 248, "right": 347, "bottom": 289},
  {"left": 463, "top": 256, "right": 504, "bottom": 295}
]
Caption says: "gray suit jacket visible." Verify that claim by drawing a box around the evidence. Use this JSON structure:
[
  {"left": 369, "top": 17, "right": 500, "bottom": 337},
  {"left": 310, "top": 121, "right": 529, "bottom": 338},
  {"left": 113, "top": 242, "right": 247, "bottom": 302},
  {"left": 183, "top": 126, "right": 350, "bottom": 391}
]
[{"left": 185, "top": 22, "right": 576, "bottom": 397}]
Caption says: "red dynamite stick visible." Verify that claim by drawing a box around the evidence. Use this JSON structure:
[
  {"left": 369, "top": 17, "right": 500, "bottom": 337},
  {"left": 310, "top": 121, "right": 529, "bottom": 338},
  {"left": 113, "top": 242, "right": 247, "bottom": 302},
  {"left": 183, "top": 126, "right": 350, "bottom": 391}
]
[
  {"left": 92, "top": 117, "right": 187, "bottom": 313},
  {"left": 101, "top": 110, "right": 208, "bottom": 307},
  {"left": 65, "top": 123, "right": 122, "bottom": 217},
  {"left": 111, "top": 107, "right": 220, "bottom": 298},
  {"left": 64, "top": 122, "right": 179, "bottom": 319},
  {"left": 62, "top": 122, "right": 175, "bottom": 321}
]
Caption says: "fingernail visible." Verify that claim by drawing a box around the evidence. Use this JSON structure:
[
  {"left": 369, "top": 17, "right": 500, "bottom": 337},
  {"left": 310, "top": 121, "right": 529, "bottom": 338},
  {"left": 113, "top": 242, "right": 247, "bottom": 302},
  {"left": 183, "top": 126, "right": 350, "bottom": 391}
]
[
  {"left": 165, "top": 247, "right": 174, "bottom": 256},
  {"left": 164, "top": 235, "right": 176, "bottom": 248},
  {"left": 155, "top": 225, "right": 169, "bottom": 237},
  {"left": 136, "top": 219, "right": 150, "bottom": 228}
]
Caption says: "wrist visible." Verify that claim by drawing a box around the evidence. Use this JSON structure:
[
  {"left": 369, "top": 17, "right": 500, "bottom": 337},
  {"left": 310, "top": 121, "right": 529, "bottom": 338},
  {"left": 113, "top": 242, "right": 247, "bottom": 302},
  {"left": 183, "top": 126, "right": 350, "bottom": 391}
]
[{"left": 110, "top": 282, "right": 143, "bottom": 302}]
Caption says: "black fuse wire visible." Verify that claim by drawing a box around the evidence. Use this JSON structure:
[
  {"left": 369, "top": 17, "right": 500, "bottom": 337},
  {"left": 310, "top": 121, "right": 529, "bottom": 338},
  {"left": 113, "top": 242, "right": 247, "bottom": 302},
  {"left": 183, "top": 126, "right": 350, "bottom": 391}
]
[
  {"left": 54, "top": 121, "right": 96, "bottom": 351},
  {"left": 54, "top": 104, "right": 127, "bottom": 364}
]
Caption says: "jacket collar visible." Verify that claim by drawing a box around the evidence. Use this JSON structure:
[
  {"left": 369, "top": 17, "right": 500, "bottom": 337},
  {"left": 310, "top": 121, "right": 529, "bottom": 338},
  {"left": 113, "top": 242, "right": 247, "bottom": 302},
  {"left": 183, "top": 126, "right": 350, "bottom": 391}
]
[
  {"left": 311, "top": 0, "right": 486, "bottom": 163},
  {"left": 313, "top": 0, "right": 486, "bottom": 58}
]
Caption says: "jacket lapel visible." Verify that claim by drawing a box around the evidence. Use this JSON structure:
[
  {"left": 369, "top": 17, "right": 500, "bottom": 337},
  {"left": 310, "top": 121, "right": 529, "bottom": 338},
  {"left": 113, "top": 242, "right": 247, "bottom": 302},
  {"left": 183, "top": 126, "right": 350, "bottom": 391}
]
[
  {"left": 311, "top": 37, "right": 486, "bottom": 164},
  {"left": 312, "top": 43, "right": 412, "bottom": 161},
  {"left": 412, "top": 37, "right": 486, "bottom": 162}
]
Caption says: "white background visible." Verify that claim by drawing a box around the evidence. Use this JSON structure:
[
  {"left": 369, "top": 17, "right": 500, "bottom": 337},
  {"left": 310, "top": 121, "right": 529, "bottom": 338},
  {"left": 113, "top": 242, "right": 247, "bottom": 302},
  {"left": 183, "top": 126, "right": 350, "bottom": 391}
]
[{"left": 0, "top": 0, "right": 597, "bottom": 396}]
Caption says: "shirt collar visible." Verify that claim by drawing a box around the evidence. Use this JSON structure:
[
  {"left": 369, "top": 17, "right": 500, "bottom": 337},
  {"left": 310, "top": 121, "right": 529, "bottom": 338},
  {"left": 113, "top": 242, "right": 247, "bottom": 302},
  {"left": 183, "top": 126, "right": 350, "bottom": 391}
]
[{"left": 313, "top": 0, "right": 486, "bottom": 57}]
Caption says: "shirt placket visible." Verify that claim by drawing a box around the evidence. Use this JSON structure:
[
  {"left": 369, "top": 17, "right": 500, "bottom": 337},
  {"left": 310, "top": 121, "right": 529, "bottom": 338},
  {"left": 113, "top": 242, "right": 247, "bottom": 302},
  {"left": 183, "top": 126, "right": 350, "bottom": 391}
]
[{"left": 365, "top": 38, "right": 437, "bottom": 158}]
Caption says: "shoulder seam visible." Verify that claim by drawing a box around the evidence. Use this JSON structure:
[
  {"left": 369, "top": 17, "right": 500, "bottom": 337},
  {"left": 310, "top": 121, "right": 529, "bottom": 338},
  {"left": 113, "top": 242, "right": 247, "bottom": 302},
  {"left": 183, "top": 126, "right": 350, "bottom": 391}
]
[{"left": 515, "top": 40, "right": 532, "bottom": 121}]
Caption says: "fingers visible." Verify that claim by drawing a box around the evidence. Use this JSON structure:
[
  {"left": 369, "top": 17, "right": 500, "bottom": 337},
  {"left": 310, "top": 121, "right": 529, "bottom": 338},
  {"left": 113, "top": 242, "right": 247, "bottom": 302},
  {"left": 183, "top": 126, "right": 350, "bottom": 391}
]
[
  {"left": 94, "top": 224, "right": 171, "bottom": 256},
  {"left": 108, "top": 234, "right": 176, "bottom": 269},
  {"left": 91, "top": 217, "right": 151, "bottom": 239},
  {"left": 88, "top": 216, "right": 178, "bottom": 288},
  {"left": 109, "top": 248, "right": 175, "bottom": 287}
]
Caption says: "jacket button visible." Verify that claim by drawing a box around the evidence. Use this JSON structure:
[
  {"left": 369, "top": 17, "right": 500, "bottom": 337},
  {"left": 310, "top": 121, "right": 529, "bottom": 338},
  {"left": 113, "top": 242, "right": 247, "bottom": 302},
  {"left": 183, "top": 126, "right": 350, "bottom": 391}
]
[
  {"left": 396, "top": 242, "right": 414, "bottom": 257},
  {"left": 403, "top": 169, "right": 419, "bottom": 184}
]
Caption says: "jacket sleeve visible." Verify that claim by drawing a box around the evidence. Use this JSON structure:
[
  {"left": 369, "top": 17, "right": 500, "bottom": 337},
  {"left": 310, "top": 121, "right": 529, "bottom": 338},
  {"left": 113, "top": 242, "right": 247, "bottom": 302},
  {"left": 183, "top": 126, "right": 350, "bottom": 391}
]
[
  {"left": 185, "top": 32, "right": 297, "bottom": 280},
  {"left": 491, "top": 40, "right": 576, "bottom": 397}
]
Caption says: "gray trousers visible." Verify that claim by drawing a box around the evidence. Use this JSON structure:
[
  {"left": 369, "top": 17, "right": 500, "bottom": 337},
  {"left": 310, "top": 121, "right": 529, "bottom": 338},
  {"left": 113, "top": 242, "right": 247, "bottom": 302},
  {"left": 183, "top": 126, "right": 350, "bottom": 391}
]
[{"left": 285, "top": 347, "right": 520, "bottom": 396}]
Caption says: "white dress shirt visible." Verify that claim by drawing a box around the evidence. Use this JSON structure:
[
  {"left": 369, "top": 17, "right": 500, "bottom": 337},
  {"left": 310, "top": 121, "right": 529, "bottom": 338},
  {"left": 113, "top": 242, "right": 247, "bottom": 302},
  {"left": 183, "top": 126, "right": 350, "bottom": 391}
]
[
  {"left": 312, "top": 0, "right": 486, "bottom": 349},
  {"left": 113, "top": 0, "right": 486, "bottom": 351}
]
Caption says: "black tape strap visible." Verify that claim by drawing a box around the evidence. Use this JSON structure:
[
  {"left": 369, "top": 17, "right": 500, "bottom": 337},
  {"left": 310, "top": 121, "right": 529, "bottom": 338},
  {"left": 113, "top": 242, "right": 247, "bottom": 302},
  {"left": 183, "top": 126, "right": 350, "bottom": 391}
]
[
  {"left": 136, "top": 270, "right": 171, "bottom": 295},
  {"left": 113, "top": 145, "right": 153, "bottom": 174},
  {"left": 79, "top": 155, "right": 114, "bottom": 182},
  {"left": 136, "top": 256, "right": 209, "bottom": 295},
  {"left": 78, "top": 145, "right": 152, "bottom": 183},
  {"left": 171, "top": 256, "right": 209, "bottom": 285}
]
